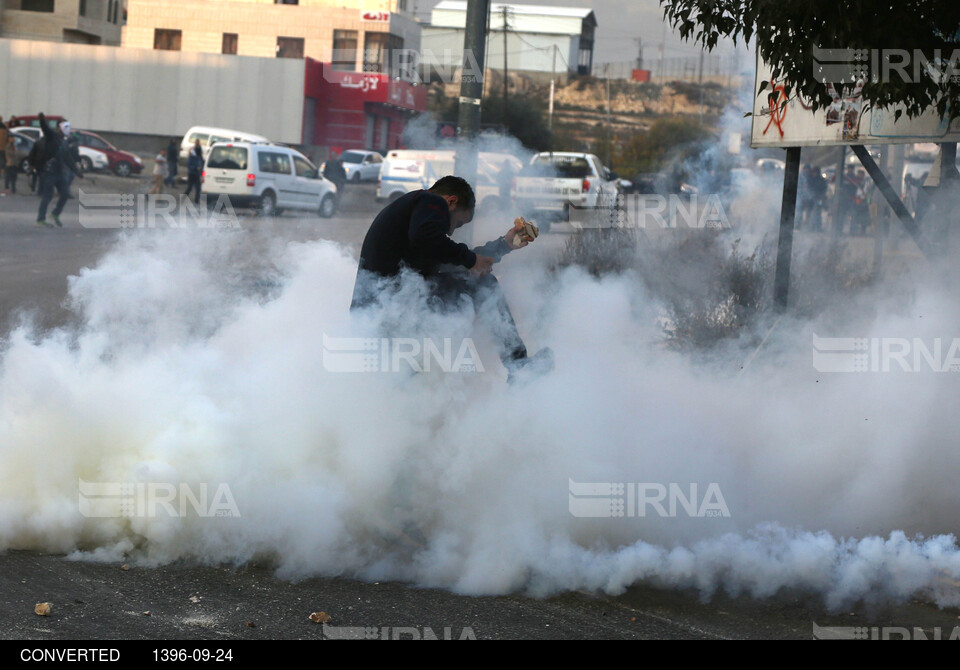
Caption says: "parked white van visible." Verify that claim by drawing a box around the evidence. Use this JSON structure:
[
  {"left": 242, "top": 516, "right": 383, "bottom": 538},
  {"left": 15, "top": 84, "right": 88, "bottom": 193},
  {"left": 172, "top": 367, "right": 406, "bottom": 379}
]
[
  {"left": 203, "top": 142, "right": 338, "bottom": 217},
  {"left": 180, "top": 126, "right": 270, "bottom": 162},
  {"left": 377, "top": 150, "right": 523, "bottom": 209}
]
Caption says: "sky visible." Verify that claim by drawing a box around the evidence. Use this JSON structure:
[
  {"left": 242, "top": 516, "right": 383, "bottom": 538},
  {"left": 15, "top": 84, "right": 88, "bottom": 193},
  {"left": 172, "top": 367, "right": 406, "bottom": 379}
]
[{"left": 413, "top": 0, "right": 746, "bottom": 66}]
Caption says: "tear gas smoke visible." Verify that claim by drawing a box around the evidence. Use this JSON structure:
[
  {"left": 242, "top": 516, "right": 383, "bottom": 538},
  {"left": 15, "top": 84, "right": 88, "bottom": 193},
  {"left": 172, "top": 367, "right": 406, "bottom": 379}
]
[{"left": 2, "top": 74, "right": 960, "bottom": 611}]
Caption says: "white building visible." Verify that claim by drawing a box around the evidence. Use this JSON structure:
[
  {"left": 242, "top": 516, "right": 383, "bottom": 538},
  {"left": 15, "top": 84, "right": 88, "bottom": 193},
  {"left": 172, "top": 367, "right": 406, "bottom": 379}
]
[{"left": 420, "top": 1, "right": 596, "bottom": 84}]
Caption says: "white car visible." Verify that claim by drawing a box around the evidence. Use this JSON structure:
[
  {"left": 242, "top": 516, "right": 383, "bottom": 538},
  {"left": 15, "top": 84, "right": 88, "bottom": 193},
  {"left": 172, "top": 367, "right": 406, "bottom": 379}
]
[
  {"left": 203, "top": 142, "right": 338, "bottom": 217},
  {"left": 180, "top": 126, "right": 270, "bottom": 163},
  {"left": 377, "top": 149, "right": 522, "bottom": 208},
  {"left": 513, "top": 152, "right": 622, "bottom": 219},
  {"left": 10, "top": 127, "right": 109, "bottom": 172},
  {"left": 339, "top": 150, "right": 383, "bottom": 183}
]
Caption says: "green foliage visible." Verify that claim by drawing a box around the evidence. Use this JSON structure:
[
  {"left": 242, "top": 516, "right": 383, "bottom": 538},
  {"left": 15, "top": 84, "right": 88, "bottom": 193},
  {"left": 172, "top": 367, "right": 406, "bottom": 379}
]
[
  {"left": 618, "top": 116, "right": 711, "bottom": 175},
  {"left": 660, "top": 0, "right": 960, "bottom": 119},
  {"left": 436, "top": 89, "right": 552, "bottom": 151}
]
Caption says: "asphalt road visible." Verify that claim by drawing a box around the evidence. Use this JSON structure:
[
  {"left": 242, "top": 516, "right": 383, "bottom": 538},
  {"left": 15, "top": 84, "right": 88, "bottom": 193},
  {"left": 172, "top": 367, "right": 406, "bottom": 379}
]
[{"left": 0, "top": 172, "right": 949, "bottom": 641}]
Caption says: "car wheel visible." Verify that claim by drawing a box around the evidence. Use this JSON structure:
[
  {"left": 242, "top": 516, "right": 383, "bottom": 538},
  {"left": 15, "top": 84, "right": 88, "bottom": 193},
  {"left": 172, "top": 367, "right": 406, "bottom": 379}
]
[
  {"left": 351, "top": 172, "right": 361, "bottom": 183},
  {"left": 80, "top": 156, "right": 94, "bottom": 173},
  {"left": 258, "top": 191, "right": 277, "bottom": 217},
  {"left": 318, "top": 193, "right": 337, "bottom": 218},
  {"left": 114, "top": 161, "right": 132, "bottom": 177},
  {"left": 388, "top": 191, "right": 402, "bottom": 202}
]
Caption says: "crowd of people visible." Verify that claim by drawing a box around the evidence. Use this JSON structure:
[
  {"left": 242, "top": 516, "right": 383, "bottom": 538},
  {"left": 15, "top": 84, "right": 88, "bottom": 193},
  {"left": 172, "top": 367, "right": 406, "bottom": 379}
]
[
  {"left": 796, "top": 163, "right": 882, "bottom": 236},
  {"left": 148, "top": 138, "right": 204, "bottom": 203}
]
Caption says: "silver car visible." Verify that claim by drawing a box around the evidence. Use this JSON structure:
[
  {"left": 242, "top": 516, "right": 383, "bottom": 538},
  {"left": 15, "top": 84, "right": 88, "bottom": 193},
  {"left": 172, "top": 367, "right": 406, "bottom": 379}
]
[{"left": 340, "top": 150, "right": 383, "bottom": 183}]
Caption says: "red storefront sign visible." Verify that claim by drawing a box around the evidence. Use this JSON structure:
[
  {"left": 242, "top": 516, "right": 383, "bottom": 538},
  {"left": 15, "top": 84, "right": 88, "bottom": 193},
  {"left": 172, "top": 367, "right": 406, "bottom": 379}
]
[{"left": 303, "top": 59, "right": 427, "bottom": 151}]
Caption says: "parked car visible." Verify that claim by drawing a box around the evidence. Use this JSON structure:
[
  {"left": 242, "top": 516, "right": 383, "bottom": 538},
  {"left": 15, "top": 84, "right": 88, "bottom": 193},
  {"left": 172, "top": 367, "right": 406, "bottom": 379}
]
[
  {"left": 73, "top": 130, "right": 143, "bottom": 177},
  {"left": 203, "top": 142, "right": 338, "bottom": 217},
  {"left": 8, "top": 130, "right": 37, "bottom": 174},
  {"left": 180, "top": 126, "right": 270, "bottom": 163},
  {"left": 377, "top": 149, "right": 521, "bottom": 209},
  {"left": 339, "top": 150, "right": 383, "bottom": 183},
  {"left": 512, "top": 152, "right": 621, "bottom": 221},
  {"left": 10, "top": 128, "right": 109, "bottom": 173},
  {"left": 8, "top": 115, "right": 65, "bottom": 131}
]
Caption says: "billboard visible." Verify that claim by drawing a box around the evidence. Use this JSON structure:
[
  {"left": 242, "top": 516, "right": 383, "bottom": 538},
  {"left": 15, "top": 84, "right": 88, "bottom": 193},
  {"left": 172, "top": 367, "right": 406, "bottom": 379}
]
[{"left": 751, "top": 52, "right": 960, "bottom": 148}]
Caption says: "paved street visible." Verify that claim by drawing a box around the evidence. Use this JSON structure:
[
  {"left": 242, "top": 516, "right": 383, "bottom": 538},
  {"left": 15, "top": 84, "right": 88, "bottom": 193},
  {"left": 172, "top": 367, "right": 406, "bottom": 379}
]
[{"left": 0, "top": 171, "right": 949, "bottom": 641}]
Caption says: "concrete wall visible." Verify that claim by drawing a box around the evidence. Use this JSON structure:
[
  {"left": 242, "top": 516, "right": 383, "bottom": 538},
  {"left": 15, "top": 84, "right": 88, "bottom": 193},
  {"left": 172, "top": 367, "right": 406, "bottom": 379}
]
[{"left": 0, "top": 38, "right": 305, "bottom": 143}]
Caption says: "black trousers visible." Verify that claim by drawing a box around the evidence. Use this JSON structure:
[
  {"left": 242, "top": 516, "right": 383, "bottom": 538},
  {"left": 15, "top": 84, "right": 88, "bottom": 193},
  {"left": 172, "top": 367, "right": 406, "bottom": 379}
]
[
  {"left": 352, "top": 269, "right": 527, "bottom": 365},
  {"left": 185, "top": 173, "right": 201, "bottom": 202}
]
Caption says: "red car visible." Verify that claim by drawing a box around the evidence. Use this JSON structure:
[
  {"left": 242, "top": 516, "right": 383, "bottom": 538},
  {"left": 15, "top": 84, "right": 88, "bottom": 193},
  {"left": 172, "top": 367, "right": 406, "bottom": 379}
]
[
  {"left": 8, "top": 114, "right": 65, "bottom": 130},
  {"left": 73, "top": 130, "right": 144, "bottom": 177}
]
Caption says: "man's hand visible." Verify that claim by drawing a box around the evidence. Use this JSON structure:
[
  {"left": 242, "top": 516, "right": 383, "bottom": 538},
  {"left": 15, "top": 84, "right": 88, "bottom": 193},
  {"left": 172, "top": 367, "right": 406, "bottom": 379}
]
[
  {"left": 507, "top": 216, "right": 538, "bottom": 249},
  {"left": 506, "top": 227, "right": 529, "bottom": 250},
  {"left": 470, "top": 255, "right": 494, "bottom": 277}
]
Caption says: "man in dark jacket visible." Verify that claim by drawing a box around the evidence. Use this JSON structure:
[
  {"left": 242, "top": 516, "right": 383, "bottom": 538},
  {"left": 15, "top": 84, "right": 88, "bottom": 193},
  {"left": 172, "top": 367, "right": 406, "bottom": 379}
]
[
  {"left": 184, "top": 140, "right": 204, "bottom": 204},
  {"left": 322, "top": 151, "right": 347, "bottom": 196},
  {"left": 164, "top": 138, "right": 179, "bottom": 187},
  {"left": 35, "top": 114, "right": 82, "bottom": 228},
  {"left": 351, "top": 176, "right": 552, "bottom": 381}
]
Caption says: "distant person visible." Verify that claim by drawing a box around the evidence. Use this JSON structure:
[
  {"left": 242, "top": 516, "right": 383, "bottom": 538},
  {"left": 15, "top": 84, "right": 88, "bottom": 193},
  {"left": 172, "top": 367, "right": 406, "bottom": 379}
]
[
  {"left": 27, "top": 136, "right": 42, "bottom": 193},
  {"left": 62, "top": 129, "right": 81, "bottom": 198},
  {"left": 149, "top": 148, "right": 168, "bottom": 194},
  {"left": 164, "top": 138, "right": 179, "bottom": 187},
  {"left": 836, "top": 165, "right": 860, "bottom": 235},
  {"left": 0, "top": 117, "right": 7, "bottom": 178},
  {"left": 3, "top": 136, "right": 17, "bottom": 194},
  {"left": 808, "top": 165, "right": 827, "bottom": 232},
  {"left": 35, "top": 114, "right": 82, "bottom": 228},
  {"left": 322, "top": 150, "right": 347, "bottom": 198},
  {"left": 184, "top": 140, "right": 203, "bottom": 204}
]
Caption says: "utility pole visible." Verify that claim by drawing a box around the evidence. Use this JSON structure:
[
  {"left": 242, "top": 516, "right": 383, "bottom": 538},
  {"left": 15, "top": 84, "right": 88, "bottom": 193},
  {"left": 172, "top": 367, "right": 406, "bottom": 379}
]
[
  {"left": 548, "top": 44, "right": 557, "bottom": 152},
  {"left": 605, "top": 62, "right": 612, "bottom": 167},
  {"left": 501, "top": 5, "right": 509, "bottom": 135},
  {"left": 454, "top": 0, "right": 491, "bottom": 190},
  {"left": 697, "top": 48, "right": 704, "bottom": 125},
  {"left": 634, "top": 36, "right": 643, "bottom": 70},
  {"left": 658, "top": 22, "right": 666, "bottom": 113}
]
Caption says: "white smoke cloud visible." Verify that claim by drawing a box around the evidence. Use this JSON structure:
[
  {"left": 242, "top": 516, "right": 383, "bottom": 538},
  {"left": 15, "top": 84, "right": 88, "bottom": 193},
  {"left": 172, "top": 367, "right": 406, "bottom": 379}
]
[{"left": 0, "top": 215, "right": 959, "bottom": 610}]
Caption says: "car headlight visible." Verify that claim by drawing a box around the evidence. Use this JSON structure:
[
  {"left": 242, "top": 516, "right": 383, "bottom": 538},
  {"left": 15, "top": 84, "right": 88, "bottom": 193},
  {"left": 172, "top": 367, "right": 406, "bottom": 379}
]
[{"left": 134, "top": 156, "right": 143, "bottom": 165}]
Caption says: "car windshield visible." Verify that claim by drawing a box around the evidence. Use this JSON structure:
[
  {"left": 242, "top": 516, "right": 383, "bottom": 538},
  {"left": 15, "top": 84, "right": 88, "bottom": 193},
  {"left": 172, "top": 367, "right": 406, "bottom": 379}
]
[
  {"left": 522, "top": 156, "right": 592, "bottom": 179},
  {"left": 340, "top": 151, "right": 365, "bottom": 164},
  {"left": 207, "top": 146, "right": 248, "bottom": 170}
]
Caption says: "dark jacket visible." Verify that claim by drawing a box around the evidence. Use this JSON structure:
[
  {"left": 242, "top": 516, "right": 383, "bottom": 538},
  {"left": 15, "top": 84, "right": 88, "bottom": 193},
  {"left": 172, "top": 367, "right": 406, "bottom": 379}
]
[
  {"left": 166, "top": 140, "right": 179, "bottom": 173},
  {"left": 187, "top": 148, "right": 204, "bottom": 176},
  {"left": 38, "top": 114, "right": 80, "bottom": 177},
  {"left": 352, "top": 190, "right": 512, "bottom": 308},
  {"left": 322, "top": 156, "right": 346, "bottom": 186}
]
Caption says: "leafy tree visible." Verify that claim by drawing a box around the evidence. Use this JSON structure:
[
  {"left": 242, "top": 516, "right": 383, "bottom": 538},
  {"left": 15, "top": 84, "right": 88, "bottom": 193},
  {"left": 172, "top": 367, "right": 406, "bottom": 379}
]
[{"left": 659, "top": 0, "right": 960, "bottom": 119}]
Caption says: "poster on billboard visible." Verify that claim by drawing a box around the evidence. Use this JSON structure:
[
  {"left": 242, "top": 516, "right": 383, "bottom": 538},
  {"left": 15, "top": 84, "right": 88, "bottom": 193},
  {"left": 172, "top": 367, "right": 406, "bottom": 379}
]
[{"left": 750, "top": 51, "right": 960, "bottom": 148}]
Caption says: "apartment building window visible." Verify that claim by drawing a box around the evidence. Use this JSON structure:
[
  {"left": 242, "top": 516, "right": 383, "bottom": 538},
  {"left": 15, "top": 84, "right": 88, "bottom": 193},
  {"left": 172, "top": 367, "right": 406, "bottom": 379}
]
[
  {"left": 276, "top": 37, "right": 304, "bottom": 59},
  {"left": 363, "top": 33, "right": 403, "bottom": 75},
  {"left": 222, "top": 33, "right": 238, "bottom": 55},
  {"left": 79, "top": 0, "right": 87, "bottom": 17},
  {"left": 332, "top": 30, "right": 358, "bottom": 71},
  {"left": 275, "top": 0, "right": 299, "bottom": 4},
  {"left": 154, "top": 29, "right": 182, "bottom": 51},
  {"left": 22, "top": 0, "right": 55, "bottom": 12}
]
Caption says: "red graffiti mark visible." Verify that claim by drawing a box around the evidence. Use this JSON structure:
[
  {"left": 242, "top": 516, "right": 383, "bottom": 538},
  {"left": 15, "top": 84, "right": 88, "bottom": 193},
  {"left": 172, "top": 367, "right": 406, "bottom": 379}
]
[{"left": 763, "top": 81, "right": 788, "bottom": 138}]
